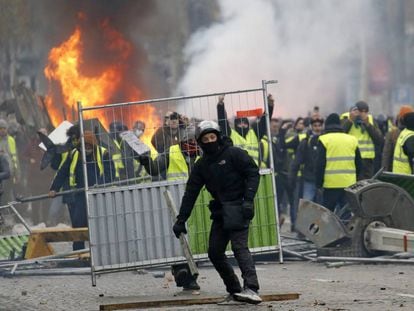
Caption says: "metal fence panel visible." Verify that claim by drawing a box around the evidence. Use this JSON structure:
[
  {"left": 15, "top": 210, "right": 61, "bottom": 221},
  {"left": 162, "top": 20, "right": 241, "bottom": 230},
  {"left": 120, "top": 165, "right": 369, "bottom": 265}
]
[
  {"left": 88, "top": 182, "right": 190, "bottom": 272},
  {"left": 78, "top": 84, "right": 282, "bottom": 284}
]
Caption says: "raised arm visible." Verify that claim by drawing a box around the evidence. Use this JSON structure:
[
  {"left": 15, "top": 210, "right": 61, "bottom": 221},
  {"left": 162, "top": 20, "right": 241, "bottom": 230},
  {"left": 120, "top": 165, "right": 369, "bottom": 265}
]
[{"left": 217, "top": 95, "right": 232, "bottom": 137}]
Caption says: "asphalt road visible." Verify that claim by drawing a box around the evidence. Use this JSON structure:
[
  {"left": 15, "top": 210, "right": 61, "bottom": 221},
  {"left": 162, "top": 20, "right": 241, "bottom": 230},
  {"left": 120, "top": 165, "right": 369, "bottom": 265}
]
[{"left": 0, "top": 259, "right": 413, "bottom": 311}]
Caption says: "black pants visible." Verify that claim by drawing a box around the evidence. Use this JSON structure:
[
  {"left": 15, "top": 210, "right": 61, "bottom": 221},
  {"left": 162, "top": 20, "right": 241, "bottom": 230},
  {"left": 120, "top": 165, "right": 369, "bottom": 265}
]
[
  {"left": 275, "top": 173, "right": 294, "bottom": 215},
  {"left": 323, "top": 188, "right": 346, "bottom": 212},
  {"left": 68, "top": 194, "right": 88, "bottom": 250},
  {"left": 208, "top": 221, "right": 259, "bottom": 294},
  {"left": 358, "top": 159, "right": 374, "bottom": 180}
]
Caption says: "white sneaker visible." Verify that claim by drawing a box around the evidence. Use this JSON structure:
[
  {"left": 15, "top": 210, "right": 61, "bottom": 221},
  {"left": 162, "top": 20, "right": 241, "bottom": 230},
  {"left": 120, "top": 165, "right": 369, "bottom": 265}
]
[
  {"left": 234, "top": 288, "right": 262, "bottom": 304},
  {"left": 217, "top": 294, "right": 246, "bottom": 305}
]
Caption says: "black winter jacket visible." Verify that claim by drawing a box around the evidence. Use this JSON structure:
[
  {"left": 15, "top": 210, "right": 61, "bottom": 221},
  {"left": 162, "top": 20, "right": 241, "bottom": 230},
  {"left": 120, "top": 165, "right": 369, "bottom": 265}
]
[
  {"left": 177, "top": 144, "right": 260, "bottom": 222},
  {"left": 289, "top": 132, "right": 320, "bottom": 183}
]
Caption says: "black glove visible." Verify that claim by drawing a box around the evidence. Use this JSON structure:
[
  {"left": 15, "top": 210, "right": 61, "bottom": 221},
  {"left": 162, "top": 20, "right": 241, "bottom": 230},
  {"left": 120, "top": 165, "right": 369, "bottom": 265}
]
[
  {"left": 172, "top": 219, "right": 187, "bottom": 238},
  {"left": 138, "top": 152, "right": 150, "bottom": 165},
  {"left": 242, "top": 200, "right": 255, "bottom": 220}
]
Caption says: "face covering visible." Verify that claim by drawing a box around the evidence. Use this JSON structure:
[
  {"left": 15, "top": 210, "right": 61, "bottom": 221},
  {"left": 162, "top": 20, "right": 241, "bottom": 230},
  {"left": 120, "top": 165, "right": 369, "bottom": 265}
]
[
  {"left": 134, "top": 129, "right": 144, "bottom": 138},
  {"left": 234, "top": 118, "right": 249, "bottom": 138},
  {"left": 200, "top": 141, "right": 220, "bottom": 155}
]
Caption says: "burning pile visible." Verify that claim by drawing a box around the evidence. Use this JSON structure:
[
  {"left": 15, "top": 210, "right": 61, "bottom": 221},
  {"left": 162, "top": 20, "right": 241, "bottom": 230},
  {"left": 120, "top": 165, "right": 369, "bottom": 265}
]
[{"left": 44, "top": 13, "right": 160, "bottom": 143}]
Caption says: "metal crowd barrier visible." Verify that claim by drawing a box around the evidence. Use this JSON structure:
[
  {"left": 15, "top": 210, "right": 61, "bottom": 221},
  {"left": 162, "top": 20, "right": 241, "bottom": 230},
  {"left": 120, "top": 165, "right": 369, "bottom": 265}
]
[{"left": 77, "top": 81, "right": 282, "bottom": 285}]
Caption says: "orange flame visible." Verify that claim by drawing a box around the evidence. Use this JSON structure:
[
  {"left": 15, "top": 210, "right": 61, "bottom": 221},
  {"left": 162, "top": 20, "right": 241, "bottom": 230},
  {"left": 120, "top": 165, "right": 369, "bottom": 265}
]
[{"left": 44, "top": 16, "right": 160, "bottom": 147}]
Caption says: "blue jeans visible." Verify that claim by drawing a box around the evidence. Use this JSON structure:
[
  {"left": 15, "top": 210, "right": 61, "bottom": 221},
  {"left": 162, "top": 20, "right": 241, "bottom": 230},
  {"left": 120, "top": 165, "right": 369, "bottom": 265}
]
[{"left": 303, "top": 181, "right": 317, "bottom": 202}]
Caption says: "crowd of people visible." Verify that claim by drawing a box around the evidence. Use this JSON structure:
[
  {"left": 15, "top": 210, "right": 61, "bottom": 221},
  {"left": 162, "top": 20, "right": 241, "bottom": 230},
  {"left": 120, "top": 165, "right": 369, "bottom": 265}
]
[
  {"left": 1, "top": 94, "right": 413, "bottom": 304},
  {"left": 0, "top": 95, "right": 409, "bottom": 233}
]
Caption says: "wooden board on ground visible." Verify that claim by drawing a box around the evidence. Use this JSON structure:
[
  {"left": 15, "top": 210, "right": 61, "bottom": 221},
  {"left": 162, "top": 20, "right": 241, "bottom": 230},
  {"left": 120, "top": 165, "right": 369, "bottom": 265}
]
[
  {"left": 25, "top": 227, "right": 89, "bottom": 259},
  {"left": 99, "top": 292, "right": 300, "bottom": 310}
]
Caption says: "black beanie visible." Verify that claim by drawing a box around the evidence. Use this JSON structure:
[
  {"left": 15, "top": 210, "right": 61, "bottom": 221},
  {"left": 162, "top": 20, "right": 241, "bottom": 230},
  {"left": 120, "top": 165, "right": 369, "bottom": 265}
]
[
  {"left": 356, "top": 101, "right": 369, "bottom": 112},
  {"left": 325, "top": 113, "right": 341, "bottom": 127},
  {"left": 404, "top": 112, "right": 414, "bottom": 130}
]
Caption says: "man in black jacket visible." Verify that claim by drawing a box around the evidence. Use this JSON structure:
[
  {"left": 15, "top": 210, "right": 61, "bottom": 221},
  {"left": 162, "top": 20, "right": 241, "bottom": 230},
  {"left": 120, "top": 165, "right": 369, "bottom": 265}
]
[
  {"left": 173, "top": 120, "right": 262, "bottom": 304},
  {"left": 289, "top": 117, "right": 324, "bottom": 203}
]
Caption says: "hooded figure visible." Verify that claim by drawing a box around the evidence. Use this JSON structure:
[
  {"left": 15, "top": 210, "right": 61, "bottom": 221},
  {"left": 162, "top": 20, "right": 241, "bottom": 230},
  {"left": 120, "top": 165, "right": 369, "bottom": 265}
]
[
  {"left": 173, "top": 119, "right": 262, "bottom": 304},
  {"left": 216, "top": 95, "right": 274, "bottom": 166},
  {"left": 234, "top": 117, "right": 250, "bottom": 138}
]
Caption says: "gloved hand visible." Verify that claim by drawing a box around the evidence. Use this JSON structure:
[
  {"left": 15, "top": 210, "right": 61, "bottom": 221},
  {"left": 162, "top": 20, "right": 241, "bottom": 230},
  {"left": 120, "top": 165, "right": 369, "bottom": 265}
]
[
  {"left": 242, "top": 200, "right": 255, "bottom": 220},
  {"left": 172, "top": 219, "right": 187, "bottom": 238}
]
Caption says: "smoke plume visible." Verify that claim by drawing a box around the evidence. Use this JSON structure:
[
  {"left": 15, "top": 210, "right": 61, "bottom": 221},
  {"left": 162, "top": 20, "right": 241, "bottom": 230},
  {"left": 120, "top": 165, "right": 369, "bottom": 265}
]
[{"left": 177, "top": 0, "right": 377, "bottom": 117}]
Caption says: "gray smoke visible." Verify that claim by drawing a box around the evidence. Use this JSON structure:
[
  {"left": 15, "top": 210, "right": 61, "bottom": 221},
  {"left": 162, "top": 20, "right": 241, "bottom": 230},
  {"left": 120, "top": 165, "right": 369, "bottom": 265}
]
[{"left": 176, "top": 0, "right": 378, "bottom": 117}]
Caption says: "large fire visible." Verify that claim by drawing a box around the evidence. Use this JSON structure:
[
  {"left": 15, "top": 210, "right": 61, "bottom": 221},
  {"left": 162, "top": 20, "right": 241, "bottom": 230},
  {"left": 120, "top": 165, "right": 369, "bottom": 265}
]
[{"left": 44, "top": 15, "right": 160, "bottom": 147}]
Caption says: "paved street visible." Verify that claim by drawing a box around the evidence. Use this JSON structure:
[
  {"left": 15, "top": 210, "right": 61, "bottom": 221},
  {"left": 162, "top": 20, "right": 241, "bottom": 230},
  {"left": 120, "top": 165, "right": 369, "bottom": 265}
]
[{"left": 0, "top": 259, "right": 413, "bottom": 310}]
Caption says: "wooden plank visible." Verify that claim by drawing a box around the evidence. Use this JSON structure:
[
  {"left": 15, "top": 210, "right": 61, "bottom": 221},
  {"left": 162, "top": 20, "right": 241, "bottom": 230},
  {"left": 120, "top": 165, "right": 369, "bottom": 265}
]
[
  {"left": 30, "top": 228, "right": 89, "bottom": 242},
  {"left": 25, "top": 234, "right": 54, "bottom": 259},
  {"left": 31, "top": 227, "right": 87, "bottom": 233},
  {"left": 99, "top": 292, "right": 300, "bottom": 310},
  {"left": 25, "top": 228, "right": 89, "bottom": 259}
]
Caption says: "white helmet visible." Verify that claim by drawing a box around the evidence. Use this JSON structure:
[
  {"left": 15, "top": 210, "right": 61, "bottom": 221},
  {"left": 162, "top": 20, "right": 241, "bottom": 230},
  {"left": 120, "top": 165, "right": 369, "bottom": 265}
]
[{"left": 195, "top": 120, "right": 221, "bottom": 141}]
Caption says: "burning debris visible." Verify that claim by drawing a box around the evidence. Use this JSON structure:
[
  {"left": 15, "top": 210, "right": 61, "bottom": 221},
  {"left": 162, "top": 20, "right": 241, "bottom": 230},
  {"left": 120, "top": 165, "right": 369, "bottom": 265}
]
[{"left": 43, "top": 13, "right": 160, "bottom": 145}]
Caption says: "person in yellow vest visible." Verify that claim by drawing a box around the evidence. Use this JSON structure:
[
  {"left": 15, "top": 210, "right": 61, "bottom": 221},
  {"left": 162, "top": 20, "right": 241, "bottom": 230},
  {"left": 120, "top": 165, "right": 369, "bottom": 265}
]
[
  {"left": 216, "top": 94, "right": 274, "bottom": 166},
  {"left": 392, "top": 112, "right": 414, "bottom": 174},
  {"left": 49, "top": 131, "right": 114, "bottom": 250},
  {"left": 315, "top": 113, "right": 362, "bottom": 213},
  {"left": 139, "top": 125, "right": 200, "bottom": 181},
  {"left": 46, "top": 125, "right": 82, "bottom": 227},
  {"left": 382, "top": 105, "right": 414, "bottom": 171},
  {"left": 342, "top": 101, "right": 383, "bottom": 180},
  {"left": 109, "top": 121, "right": 129, "bottom": 180},
  {"left": 0, "top": 119, "right": 20, "bottom": 203}
]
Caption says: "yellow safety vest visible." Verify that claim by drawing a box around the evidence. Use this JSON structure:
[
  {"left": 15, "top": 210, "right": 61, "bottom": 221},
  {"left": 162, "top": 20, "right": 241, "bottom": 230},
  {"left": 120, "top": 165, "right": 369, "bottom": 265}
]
[
  {"left": 345, "top": 113, "right": 375, "bottom": 159},
  {"left": 230, "top": 129, "right": 259, "bottom": 165},
  {"left": 340, "top": 112, "right": 349, "bottom": 120},
  {"left": 260, "top": 135, "right": 269, "bottom": 168},
  {"left": 112, "top": 140, "right": 125, "bottom": 179},
  {"left": 166, "top": 145, "right": 192, "bottom": 181},
  {"left": 319, "top": 132, "right": 358, "bottom": 188},
  {"left": 6, "top": 135, "right": 18, "bottom": 172},
  {"left": 59, "top": 152, "right": 68, "bottom": 169},
  {"left": 69, "top": 147, "right": 105, "bottom": 187},
  {"left": 392, "top": 128, "right": 414, "bottom": 174}
]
